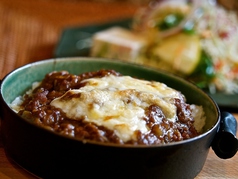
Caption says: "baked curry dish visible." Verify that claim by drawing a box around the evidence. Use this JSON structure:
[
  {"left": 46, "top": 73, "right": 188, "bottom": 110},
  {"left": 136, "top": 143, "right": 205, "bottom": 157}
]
[{"left": 11, "top": 69, "right": 206, "bottom": 145}]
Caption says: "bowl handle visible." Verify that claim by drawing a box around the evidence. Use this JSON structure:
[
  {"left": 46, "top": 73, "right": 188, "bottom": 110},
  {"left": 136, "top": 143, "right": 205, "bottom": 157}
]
[
  {"left": 0, "top": 79, "right": 2, "bottom": 120},
  {"left": 212, "top": 111, "right": 238, "bottom": 159}
]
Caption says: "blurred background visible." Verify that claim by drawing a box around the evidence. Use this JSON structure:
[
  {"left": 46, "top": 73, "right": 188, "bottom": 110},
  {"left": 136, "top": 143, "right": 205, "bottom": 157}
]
[
  {"left": 0, "top": 0, "right": 150, "bottom": 79},
  {"left": 0, "top": 0, "right": 237, "bottom": 79}
]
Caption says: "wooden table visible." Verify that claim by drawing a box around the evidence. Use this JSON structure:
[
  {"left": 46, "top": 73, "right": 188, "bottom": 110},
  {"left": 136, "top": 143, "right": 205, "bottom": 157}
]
[{"left": 0, "top": 0, "right": 237, "bottom": 178}]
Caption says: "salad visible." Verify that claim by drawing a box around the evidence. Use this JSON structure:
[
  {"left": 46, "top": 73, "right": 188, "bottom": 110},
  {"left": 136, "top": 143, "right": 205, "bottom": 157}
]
[{"left": 90, "top": 0, "right": 238, "bottom": 94}]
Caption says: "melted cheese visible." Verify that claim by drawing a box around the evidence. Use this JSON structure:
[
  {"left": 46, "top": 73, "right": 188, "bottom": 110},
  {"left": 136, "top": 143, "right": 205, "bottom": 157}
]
[{"left": 50, "top": 75, "right": 182, "bottom": 142}]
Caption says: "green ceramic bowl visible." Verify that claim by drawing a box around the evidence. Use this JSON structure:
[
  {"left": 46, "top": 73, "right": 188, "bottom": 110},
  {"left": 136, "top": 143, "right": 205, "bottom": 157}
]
[{"left": 0, "top": 57, "right": 236, "bottom": 179}]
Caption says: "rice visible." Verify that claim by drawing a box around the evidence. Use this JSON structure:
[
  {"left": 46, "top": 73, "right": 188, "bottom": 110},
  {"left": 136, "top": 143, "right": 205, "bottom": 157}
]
[
  {"left": 10, "top": 82, "right": 40, "bottom": 112},
  {"left": 191, "top": 104, "right": 206, "bottom": 133},
  {"left": 195, "top": 1, "right": 238, "bottom": 94}
]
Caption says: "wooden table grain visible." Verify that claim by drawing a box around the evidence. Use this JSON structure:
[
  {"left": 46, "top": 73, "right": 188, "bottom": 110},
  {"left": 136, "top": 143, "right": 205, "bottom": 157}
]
[{"left": 0, "top": 1, "right": 237, "bottom": 178}]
